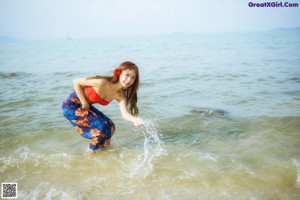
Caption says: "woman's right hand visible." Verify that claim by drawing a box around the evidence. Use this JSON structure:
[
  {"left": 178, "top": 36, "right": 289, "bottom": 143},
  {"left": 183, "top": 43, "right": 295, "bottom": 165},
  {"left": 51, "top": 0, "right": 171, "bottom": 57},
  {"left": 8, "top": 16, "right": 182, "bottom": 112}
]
[
  {"left": 133, "top": 117, "right": 144, "bottom": 127},
  {"left": 73, "top": 78, "right": 95, "bottom": 111}
]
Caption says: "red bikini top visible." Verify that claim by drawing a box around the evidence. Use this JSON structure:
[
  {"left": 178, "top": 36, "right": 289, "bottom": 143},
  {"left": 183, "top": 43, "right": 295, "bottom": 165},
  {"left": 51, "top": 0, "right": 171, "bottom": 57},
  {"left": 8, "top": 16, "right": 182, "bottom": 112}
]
[{"left": 85, "top": 86, "right": 110, "bottom": 106}]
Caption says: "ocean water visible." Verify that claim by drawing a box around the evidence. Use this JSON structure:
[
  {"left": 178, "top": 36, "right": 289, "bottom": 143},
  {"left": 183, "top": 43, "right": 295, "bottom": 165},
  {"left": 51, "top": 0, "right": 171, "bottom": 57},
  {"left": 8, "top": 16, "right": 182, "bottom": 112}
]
[{"left": 0, "top": 30, "right": 300, "bottom": 199}]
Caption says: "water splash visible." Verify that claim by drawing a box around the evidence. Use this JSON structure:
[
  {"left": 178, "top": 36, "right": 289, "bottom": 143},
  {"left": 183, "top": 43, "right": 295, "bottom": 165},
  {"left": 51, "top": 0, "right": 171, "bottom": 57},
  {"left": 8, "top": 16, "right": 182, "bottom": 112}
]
[{"left": 130, "top": 119, "right": 166, "bottom": 178}]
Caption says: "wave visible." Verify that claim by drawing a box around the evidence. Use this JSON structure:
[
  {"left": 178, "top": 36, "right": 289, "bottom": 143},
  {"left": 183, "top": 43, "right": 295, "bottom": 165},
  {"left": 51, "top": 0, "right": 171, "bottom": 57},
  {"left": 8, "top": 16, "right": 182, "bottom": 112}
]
[
  {"left": 190, "top": 107, "right": 229, "bottom": 116},
  {"left": 293, "top": 159, "right": 300, "bottom": 188},
  {"left": 158, "top": 113, "right": 300, "bottom": 146},
  {"left": 0, "top": 147, "right": 76, "bottom": 174},
  {"left": 0, "top": 72, "right": 34, "bottom": 79},
  {"left": 21, "top": 182, "right": 82, "bottom": 200}
]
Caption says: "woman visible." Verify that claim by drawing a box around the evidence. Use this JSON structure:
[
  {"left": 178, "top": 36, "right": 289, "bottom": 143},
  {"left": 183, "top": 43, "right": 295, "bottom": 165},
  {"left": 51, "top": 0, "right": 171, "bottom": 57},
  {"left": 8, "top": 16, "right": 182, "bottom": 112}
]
[{"left": 62, "top": 61, "right": 144, "bottom": 153}]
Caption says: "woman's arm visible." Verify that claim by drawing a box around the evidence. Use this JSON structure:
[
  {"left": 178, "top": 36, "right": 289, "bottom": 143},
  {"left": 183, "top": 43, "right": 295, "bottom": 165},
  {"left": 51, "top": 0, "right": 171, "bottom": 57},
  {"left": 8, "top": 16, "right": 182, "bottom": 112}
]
[
  {"left": 72, "top": 78, "right": 100, "bottom": 110},
  {"left": 118, "top": 99, "right": 144, "bottom": 127}
]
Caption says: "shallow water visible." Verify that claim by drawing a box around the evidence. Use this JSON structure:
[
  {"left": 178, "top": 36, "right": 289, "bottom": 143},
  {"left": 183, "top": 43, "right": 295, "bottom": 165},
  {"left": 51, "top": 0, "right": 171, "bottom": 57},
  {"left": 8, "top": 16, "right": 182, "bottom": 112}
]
[{"left": 0, "top": 30, "right": 300, "bottom": 199}]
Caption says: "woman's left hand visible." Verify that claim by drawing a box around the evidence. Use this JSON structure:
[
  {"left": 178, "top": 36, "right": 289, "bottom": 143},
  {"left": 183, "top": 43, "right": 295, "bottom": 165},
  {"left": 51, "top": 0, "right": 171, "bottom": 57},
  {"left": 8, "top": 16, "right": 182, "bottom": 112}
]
[{"left": 133, "top": 117, "right": 144, "bottom": 127}]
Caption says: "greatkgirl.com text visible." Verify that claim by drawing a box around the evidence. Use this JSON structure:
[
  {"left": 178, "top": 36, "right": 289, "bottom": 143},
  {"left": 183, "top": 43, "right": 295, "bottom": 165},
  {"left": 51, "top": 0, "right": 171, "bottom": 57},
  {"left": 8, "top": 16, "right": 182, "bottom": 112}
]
[{"left": 248, "top": 1, "right": 299, "bottom": 7}]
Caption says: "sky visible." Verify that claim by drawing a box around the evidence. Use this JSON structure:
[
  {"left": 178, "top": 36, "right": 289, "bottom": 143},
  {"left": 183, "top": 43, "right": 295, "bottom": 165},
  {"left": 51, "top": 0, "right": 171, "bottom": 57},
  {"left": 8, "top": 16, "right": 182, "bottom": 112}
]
[{"left": 0, "top": 0, "right": 299, "bottom": 39}]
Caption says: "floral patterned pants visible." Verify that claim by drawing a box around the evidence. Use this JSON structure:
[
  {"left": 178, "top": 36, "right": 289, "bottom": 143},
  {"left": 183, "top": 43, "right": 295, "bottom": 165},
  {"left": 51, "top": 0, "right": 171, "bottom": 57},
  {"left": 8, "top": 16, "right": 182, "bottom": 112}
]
[{"left": 62, "top": 92, "right": 115, "bottom": 151}]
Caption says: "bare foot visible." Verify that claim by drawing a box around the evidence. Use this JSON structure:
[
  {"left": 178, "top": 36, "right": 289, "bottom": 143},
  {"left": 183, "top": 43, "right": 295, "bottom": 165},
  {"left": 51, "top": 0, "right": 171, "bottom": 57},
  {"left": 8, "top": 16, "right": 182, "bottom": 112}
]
[{"left": 84, "top": 148, "right": 96, "bottom": 155}]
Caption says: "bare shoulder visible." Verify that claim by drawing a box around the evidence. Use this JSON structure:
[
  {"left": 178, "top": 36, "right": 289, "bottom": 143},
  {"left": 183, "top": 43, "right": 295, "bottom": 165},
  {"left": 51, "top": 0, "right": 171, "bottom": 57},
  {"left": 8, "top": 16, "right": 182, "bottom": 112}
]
[
  {"left": 90, "top": 78, "right": 108, "bottom": 87},
  {"left": 100, "top": 78, "right": 110, "bottom": 85},
  {"left": 73, "top": 77, "right": 102, "bottom": 87},
  {"left": 115, "top": 90, "right": 126, "bottom": 102}
]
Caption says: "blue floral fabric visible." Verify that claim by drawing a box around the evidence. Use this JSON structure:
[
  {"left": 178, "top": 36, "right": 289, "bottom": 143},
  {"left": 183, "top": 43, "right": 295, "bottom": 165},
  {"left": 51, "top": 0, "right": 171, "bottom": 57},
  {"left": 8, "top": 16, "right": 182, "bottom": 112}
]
[{"left": 62, "top": 92, "right": 115, "bottom": 151}]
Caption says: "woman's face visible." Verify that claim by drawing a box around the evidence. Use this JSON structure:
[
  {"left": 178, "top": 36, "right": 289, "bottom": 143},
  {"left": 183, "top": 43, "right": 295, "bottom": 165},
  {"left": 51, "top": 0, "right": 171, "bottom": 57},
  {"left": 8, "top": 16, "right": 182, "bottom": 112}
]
[{"left": 119, "top": 69, "right": 137, "bottom": 89}]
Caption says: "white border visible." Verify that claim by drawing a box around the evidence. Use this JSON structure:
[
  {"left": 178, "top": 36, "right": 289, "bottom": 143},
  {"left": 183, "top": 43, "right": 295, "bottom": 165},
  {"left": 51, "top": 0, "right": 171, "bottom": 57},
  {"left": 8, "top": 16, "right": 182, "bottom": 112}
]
[{"left": 1, "top": 183, "right": 18, "bottom": 199}]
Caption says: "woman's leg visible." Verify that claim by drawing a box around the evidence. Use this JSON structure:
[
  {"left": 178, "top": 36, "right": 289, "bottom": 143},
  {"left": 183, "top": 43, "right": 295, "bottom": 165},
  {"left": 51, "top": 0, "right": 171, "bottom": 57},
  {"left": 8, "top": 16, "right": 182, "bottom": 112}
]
[{"left": 62, "top": 92, "right": 115, "bottom": 151}]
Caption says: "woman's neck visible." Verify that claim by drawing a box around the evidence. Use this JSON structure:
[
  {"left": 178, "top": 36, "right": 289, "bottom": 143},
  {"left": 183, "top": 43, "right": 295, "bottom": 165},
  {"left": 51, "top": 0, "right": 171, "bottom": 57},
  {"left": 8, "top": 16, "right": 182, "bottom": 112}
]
[{"left": 109, "top": 81, "right": 123, "bottom": 92}]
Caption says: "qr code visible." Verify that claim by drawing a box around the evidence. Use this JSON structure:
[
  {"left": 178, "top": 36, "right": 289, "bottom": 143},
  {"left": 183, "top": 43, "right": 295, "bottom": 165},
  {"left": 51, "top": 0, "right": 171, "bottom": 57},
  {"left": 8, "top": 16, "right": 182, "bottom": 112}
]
[{"left": 1, "top": 183, "right": 17, "bottom": 199}]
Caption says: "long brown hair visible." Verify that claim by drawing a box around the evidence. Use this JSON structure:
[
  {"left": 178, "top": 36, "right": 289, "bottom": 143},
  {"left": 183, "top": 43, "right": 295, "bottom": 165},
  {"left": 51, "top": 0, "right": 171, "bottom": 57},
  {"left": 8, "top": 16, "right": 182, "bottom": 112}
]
[{"left": 87, "top": 61, "right": 140, "bottom": 116}]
